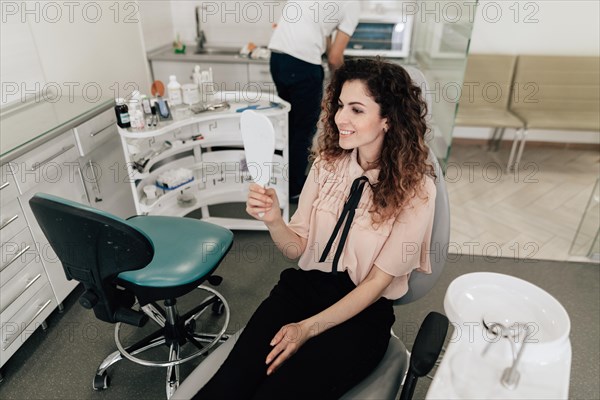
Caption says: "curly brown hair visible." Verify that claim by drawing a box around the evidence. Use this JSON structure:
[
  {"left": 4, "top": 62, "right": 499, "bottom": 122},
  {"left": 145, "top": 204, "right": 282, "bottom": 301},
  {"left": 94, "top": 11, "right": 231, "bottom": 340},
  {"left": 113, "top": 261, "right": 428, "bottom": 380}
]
[{"left": 313, "top": 58, "right": 435, "bottom": 223}]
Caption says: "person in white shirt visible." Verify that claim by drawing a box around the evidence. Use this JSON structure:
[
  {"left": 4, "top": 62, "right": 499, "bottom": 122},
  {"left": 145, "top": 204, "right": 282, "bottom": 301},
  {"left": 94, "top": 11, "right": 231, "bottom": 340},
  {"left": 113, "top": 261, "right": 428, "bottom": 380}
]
[{"left": 268, "top": 1, "right": 359, "bottom": 199}]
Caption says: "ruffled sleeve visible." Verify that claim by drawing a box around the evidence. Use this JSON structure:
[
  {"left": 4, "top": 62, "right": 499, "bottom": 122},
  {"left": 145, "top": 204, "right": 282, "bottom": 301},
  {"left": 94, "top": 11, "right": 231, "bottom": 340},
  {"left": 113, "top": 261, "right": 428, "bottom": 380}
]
[
  {"left": 287, "top": 159, "right": 323, "bottom": 239},
  {"left": 374, "top": 177, "right": 436, "bottom": 279}
]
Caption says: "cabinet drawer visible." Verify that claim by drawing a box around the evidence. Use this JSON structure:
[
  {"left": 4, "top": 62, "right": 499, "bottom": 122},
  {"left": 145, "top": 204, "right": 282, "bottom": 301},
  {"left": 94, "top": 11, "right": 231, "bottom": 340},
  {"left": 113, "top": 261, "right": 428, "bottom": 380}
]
[
  {"left": 1, "top": 162, "right": 20, "bottom": 206},
  {"left": 248, "top": 63, "right": 274, "bottom": 84},
  {"left": 247, "top": 64, "right": 276, "bottom": 99},
  {"left": 0, "top": 258, "right": 48, "bottom": 315},
  {"left": 0, "top": 198, "right": 27, "bottom": 247},
  {"left": 10, "top": 132, "right": 79, "bottom": 195},
  {"left": 269, "top": 115, "right": 287, "bottom": 150},
  {"left": 73, "top": 109, "right": 118, "bottom": 156},
  {"left": 1, "top": 227, "right": 38, "bottom": 285},
  {"left": 1, "top": 283, "right": 54, "bottom": 354},
  {"left": 152, "top": 61, "right": 249, "bottom": 92},
  {"left": 19, "top": 191, "right": 84, "bottom": 306}
]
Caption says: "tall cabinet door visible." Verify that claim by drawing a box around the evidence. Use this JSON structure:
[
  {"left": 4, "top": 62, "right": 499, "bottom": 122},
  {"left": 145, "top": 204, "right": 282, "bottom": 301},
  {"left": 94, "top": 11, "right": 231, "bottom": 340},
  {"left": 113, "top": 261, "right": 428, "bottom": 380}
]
[
  {"left": 14, "top": 131, "right": 88, "bottom": 305},
  {"left": 78, "top": 132, "right": 136, "bottom": 219}
]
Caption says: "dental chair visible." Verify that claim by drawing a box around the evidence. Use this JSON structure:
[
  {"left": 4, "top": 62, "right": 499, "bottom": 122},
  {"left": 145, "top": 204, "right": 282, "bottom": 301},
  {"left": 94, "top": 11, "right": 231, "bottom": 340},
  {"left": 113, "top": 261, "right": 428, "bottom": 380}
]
[
  {"left": 171, "top": 145, "right": 451, "bottom": 400},
  {"left": 29, "top": 193, "right": 234, "bottom": 398}
]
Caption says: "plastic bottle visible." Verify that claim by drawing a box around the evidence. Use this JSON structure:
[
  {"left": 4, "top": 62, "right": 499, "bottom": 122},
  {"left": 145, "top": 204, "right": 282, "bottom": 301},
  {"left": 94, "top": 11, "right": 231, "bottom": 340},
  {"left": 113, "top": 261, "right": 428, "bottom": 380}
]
[
  {"left": 115, "top": 98, "right": 131, "bottom": 128},
  {"left": 192, "top": 65, "right": 202, "bottom": 88},
  {"left": 200, "top": 69, "right": 216, "bottom": 102},
  {"left": 128, "top": 98, "right": 145, "bottom": 130},
  {"left": 193, "top": 65, "right": 204, "bottom": 101},
  {"left": 167, "top": 75, "right": 183, "bottom": 106}
]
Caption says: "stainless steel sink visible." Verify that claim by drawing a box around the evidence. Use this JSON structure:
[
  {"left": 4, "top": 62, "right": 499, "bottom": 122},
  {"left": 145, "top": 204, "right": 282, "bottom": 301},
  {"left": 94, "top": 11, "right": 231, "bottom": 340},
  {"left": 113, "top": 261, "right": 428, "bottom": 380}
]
[{"left": 194, "top": 47, "right": 240, "bottom": 56}]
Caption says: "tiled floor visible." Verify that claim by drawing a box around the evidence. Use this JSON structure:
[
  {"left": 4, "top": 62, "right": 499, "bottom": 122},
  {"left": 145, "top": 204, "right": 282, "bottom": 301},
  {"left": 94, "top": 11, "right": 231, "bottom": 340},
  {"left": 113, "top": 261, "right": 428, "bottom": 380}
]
[{"left": 446, "top": 142, "right": 599, "bottom": 263}]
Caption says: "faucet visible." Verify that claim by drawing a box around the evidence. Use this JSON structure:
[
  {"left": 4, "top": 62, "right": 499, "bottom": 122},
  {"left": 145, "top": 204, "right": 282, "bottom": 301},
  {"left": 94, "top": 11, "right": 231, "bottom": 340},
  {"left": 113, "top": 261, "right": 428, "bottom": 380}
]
[
  {"left": 500, "top": 323, "right": 534, "bottom": 390},
  {"left": 195, "top": 5, "right": 207, "bottom": 50},
  {"left": 482, "top": 320, "right": 534, "bottom": 390}
]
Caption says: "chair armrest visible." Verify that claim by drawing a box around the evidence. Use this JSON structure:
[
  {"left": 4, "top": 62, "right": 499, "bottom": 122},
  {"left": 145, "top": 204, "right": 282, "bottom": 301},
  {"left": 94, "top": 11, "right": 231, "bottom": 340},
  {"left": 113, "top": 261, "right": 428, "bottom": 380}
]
[{"left": 399, "top": 312, "right": 449, "bottom": 400}]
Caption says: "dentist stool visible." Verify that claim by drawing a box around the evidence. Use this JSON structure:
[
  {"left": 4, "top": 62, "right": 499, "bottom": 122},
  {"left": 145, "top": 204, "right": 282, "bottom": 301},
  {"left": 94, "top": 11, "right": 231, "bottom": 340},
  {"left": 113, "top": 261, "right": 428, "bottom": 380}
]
[
  {"left": 171, "top": 147, "right": 451, "bottom": 400},
  {"left": 29, "top": 193, "right": 234, "bottom": 398}
]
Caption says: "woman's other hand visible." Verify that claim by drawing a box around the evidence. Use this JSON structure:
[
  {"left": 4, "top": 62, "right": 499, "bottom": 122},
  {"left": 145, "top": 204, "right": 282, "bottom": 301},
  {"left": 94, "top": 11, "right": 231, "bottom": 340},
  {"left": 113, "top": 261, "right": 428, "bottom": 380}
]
[
  {"left": 265, "top": 321, "right": 312, "bottom": 375},
  {"left": 246, "top": 183, "right": 281, "bottom": 224}
]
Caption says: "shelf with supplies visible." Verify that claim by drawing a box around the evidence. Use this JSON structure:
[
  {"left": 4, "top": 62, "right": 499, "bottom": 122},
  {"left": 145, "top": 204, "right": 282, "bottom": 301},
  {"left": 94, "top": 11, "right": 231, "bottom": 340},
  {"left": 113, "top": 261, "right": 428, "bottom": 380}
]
[{"left": 117, "top": 91, "right": 290, "bottom": 231}]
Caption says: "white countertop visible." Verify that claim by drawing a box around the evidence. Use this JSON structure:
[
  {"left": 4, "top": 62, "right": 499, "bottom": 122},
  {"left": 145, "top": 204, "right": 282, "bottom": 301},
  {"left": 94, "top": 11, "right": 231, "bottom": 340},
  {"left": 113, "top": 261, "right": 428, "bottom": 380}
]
[
  {"left": 147, "top": 44, "right": 270, "bottom": 65},
  {"left": 0, "top": 96, "right": 113, "bottom": 162}
]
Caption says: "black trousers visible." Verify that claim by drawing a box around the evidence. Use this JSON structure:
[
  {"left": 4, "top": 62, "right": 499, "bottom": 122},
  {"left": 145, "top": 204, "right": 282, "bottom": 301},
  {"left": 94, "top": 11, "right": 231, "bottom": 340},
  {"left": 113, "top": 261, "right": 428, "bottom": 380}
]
[
  {"left": 194, "top": 268, "right": 395, "bottom": 400},
  {"left": 269, "top": 52, "right": 324, "bottom": 198}
]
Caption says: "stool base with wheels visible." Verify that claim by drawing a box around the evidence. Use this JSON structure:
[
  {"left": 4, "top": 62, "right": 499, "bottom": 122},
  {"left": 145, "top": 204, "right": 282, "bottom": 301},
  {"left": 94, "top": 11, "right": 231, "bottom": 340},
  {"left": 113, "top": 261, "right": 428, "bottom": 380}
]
[
  {"left": 94, "top": 285, "right": 230, "bottom": 398},
  {"left": 29, "top": 193, "right": 235, "bottom": 399}
]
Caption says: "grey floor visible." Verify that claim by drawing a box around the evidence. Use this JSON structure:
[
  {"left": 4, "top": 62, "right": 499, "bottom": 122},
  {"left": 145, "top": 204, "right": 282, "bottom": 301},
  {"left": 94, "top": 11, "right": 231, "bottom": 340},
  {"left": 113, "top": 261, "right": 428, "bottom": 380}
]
[{"left": 0, "top": 227, "right": 598, "bottom": 400}]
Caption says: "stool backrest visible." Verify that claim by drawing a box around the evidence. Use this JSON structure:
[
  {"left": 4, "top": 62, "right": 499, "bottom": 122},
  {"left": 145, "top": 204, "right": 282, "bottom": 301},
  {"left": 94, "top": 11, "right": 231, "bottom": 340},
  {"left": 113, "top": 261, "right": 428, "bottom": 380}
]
[{"left": 29, "top": 193, "right": 154, "bottom": 323}]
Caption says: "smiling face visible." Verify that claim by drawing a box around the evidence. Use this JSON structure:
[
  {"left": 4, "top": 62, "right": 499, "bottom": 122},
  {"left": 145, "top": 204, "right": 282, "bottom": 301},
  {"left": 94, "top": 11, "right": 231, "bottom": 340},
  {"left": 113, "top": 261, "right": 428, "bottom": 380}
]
[{"left": 335, "top": 80, "right": 388, "bottom": 167}]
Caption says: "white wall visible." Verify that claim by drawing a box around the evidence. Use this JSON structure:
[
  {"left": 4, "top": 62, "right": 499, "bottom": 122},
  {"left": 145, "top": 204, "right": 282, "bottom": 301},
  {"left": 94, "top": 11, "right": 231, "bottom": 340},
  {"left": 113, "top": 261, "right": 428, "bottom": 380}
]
[
  {"left": 470, "top": 0, "right": 600, "bottom": 56},
  {"left": 166, "top": 0, "right": 373, "bottom": 48},
  {"left": 0, "top": 16, "right": 47, "bottom": 105},
  {"left": 1, "top": 1, "right": 151, "bottom": 107},
  {"left": 139, "top": 1, "right": 175, "bottom": 52},
  {"left": 167, "top": 0, "right": 283, "bottom": 48}
]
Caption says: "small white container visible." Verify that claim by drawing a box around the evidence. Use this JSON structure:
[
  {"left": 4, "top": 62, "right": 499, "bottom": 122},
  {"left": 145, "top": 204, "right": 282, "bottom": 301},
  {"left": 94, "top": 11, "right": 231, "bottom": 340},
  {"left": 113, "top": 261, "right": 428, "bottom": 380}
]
[
  {"left": 167, "top": 75, "right": 183, "bottom": 106},
  {"left": 182, "top": 83, "right": 200, "bottom": 105},
  {"left": 143, "top": 185, "right": 157, "bottom": 200}
]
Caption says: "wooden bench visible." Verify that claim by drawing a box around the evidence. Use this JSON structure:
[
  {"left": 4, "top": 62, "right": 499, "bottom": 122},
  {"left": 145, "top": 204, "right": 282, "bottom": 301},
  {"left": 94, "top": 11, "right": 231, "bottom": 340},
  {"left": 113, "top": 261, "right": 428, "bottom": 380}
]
[
  {"left": 456, "top": 54, "right": 600, "bottom": 171},
  {"left": 508, "top": 55, "right": 600, "bottom": 170}
]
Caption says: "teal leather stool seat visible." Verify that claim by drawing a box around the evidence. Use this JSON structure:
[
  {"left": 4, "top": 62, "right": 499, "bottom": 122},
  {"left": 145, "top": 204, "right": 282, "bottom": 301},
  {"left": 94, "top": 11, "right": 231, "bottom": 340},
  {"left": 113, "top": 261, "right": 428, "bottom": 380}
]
[
  {"left": 120, "top": 216, "right": 233, "bottom": 304},
  {"left": 29, "top": 193, "right": 234, "bottom": 398}
]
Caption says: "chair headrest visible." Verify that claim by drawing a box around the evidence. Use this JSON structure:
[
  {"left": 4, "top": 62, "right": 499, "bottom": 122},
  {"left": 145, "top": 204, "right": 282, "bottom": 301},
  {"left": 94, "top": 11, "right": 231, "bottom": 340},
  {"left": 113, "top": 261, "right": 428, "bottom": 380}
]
[{"left": 394, "top": 148, "right": 450, "bottom": 306}]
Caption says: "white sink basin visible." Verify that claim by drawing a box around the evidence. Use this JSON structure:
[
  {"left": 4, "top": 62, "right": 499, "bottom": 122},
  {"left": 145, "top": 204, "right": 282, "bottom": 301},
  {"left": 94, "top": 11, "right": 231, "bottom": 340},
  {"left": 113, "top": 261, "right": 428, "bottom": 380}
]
[
  {"left": 444, "top": 272, "right": 571, "bottom": 362},
  {"left": 426, "top": 272, "right": 572, "bottom": 399},
  {"left": 444, "top": 272, "right": 571, "bottom": 346}
]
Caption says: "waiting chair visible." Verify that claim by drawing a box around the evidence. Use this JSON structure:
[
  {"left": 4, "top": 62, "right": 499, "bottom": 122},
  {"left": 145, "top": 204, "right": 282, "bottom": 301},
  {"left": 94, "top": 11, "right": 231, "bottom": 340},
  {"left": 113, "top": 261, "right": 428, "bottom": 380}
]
[
  {"left": 29, "top": 193, "right": 234, "bottom": 398},
  {"left": 455, "top": 54, "right": 525, "bottom": 157},
  {"left": 171, "top": 147, "right": 451, "bottom": 400}
]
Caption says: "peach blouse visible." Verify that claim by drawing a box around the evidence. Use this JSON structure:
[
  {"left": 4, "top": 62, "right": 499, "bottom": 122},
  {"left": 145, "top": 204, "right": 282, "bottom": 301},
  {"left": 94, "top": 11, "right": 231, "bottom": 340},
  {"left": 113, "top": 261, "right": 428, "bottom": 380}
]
[{"left": 287, "top": 149, "right": 436, "bottom": 300}]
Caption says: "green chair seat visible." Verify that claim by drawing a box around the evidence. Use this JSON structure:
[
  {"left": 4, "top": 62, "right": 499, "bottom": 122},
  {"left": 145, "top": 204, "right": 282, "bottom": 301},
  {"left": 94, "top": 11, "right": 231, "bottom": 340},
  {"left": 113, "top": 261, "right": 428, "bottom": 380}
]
[{"left": 119, "top": 216, "right": 233, "bottom": 288}]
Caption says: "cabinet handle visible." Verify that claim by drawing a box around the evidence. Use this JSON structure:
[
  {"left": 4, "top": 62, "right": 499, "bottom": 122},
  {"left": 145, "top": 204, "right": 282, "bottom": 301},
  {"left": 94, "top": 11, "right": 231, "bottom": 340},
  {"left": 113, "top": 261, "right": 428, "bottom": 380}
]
[
  {"left": 2, "top": 299, "right": 52, "bottom": 350},
  {"left": 0, "top": 181, "right": 10, "bottom": 191},
  {"left": 30, "top": 144, "right": 75, "bottom": 171},
  {"left": 76, "top": 164, "right": 91, "bottom": 204},
  {"left": 90, "top": 122, "right": 115, "bottom": 137},
  {"left": 87, "top": 160, "right": 102, "bottom": 202},
  {"left": 0, "top": 214, "right": 18, "bottom": 231},
  {"left": 0, "top": 272, "right": 41, "bottom": 315},
  {"left": 0, "top": 245, "right": 31, "bottom": 272},
  {"left": 24, "top": 273, "right": 42, "bottom": 290}
]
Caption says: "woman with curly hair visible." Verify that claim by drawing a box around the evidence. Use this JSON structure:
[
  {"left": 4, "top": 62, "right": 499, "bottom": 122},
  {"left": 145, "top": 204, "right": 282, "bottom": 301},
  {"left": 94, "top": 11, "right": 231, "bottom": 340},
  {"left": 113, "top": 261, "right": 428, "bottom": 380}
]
[{"left": 194, "top": 58, "right": 436, "bottom": 400}]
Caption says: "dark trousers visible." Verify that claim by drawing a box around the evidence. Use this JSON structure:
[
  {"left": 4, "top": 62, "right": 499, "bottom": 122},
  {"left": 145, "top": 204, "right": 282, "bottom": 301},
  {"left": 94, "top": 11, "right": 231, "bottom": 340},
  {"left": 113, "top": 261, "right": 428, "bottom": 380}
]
[
  {"left": 194, "top": 268, "right": 394, "bottom": 400},
  {"left": 269, "top": 52, "right": 324, "bottom": 198}
]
